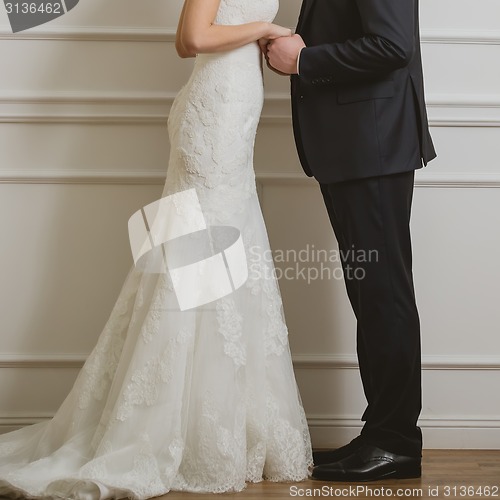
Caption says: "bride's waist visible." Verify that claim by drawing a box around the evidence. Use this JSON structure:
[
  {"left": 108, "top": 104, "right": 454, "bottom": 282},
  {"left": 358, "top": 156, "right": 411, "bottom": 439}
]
[{"left": 195, "top": 42, "right": 261, "bottom": 67}]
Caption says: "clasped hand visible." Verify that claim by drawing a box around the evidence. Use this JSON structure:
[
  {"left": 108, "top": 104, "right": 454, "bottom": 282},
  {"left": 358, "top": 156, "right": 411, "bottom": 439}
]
[{"left": 258, "top": 32, "right": 306, "bottom": 76}]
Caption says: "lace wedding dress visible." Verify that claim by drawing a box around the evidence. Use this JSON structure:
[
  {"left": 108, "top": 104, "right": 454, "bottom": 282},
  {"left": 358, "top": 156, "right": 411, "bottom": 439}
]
[{"left": 0, "top": 0, "right": 313, "bottom": 498}]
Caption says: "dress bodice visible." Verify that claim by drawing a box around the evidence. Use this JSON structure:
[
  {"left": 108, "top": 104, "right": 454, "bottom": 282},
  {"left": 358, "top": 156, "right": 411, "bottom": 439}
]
[{"left": 215, "top": 0, "right": 279, "bottom": 25}]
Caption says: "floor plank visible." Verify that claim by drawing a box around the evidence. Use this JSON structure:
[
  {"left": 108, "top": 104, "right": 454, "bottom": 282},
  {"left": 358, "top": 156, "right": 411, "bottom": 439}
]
[{"left": 157, "top": 450, "right": 500, "bottom": 499}]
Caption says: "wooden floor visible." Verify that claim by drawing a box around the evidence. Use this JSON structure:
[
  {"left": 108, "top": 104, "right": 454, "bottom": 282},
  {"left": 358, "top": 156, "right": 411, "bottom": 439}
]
[{"left": 157, "top": 450, "right": 500, "bottom": 499}]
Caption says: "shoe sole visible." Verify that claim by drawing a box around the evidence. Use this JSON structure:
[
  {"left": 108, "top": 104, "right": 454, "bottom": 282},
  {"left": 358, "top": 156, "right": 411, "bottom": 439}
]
[{"left": 312, "top": 465, "right": 421, "bottom": 482}]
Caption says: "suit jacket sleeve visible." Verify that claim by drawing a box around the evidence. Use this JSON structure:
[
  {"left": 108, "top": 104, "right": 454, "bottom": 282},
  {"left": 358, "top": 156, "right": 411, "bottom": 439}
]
[{"left": 299, "top": 0, "right": 415, "bottom": 84}]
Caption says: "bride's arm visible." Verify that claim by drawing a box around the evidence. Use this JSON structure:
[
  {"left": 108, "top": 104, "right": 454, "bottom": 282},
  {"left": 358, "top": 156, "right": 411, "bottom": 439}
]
[
  {"left": 176, "top": 0, "right": 290, "bottom": 58},
  {"left": 175, "top": 2, "right": 196, "bottom": 58},
  {"left": 175, "top": 2, "right": 193, "bottom": 58}
]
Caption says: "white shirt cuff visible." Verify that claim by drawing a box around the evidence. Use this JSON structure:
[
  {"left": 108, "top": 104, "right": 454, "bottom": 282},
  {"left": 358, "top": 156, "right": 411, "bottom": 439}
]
[{"left": 297, "top": 46, "right": 304, "bottom": 75}]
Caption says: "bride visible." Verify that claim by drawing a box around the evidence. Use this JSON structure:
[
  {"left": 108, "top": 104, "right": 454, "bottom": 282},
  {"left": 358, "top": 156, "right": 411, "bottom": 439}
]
[{"left": 0, "top": 0, "right": 313, "bottom": 498}]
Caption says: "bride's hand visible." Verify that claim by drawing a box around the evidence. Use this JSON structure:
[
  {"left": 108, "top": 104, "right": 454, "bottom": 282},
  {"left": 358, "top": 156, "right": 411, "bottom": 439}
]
[
  {"left": 266, "top": 23, "right": 292, "bottom": 40},
  {"left": 258, "top": 24, "right": 291, "bottom": 56},
  {"left": 258, "top": 37, "right": 270, "bottom": 56}
]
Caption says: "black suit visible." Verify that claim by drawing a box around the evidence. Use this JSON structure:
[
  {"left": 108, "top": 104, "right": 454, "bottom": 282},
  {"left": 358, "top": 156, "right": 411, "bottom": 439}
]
[
  {"left": 291, "top": 0, "right": 436, "bottom": 458},
  {"left": 292, "top": 0, "right": 436, "bottom": 183}
]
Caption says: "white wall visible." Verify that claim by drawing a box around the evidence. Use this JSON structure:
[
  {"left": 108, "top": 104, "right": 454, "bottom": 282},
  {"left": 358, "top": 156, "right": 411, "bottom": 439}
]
[{"left": 0, "top": 0, "right": 499, "bottom": 448}]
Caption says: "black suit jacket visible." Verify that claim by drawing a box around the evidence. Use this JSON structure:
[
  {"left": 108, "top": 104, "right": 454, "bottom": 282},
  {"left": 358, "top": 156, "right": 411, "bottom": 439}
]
[{"left": 291, "top": 0, "right": 437, "bottom": 183}]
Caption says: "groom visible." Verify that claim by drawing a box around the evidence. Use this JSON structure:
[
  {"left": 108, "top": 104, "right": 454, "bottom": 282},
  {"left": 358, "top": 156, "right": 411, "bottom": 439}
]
[{"left": 265, "top": 0, "right": 436, "bottom": 482}]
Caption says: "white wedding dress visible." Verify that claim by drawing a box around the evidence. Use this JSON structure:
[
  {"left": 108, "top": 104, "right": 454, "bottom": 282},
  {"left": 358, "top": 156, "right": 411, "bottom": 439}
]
[{"left": 0, "top": 0, "right": 313, "bottom": 498}]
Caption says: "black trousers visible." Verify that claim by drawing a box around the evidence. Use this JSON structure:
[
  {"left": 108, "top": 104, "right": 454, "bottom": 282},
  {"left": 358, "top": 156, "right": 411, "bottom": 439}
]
[{"left": 320, "top": 170, "right": 422, "bottom": 458}]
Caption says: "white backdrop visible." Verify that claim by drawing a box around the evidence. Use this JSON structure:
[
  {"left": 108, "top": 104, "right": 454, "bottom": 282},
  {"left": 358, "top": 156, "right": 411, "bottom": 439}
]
[{"left": 0, "top": 0, "right": 499, "bottom": 448}]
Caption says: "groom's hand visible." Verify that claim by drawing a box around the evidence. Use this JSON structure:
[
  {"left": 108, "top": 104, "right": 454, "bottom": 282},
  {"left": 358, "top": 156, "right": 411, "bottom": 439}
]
[
  {"left": 259, "top": 37, "right": 290, "bottom": 76},
  {"left": 267, "top": 34, "right": 306, "bottom": 75},
  {"left": 265, "top": 59, "right": 290, "bottom": 76}
]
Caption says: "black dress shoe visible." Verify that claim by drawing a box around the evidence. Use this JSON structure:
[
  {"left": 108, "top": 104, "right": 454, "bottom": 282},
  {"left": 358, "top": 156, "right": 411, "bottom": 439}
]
[
  {"left": 312, "top": 443, "right": 421, "bottom": 481},
  {"left": 313, "top": 435, "right": 364, "bottom": 466}
]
